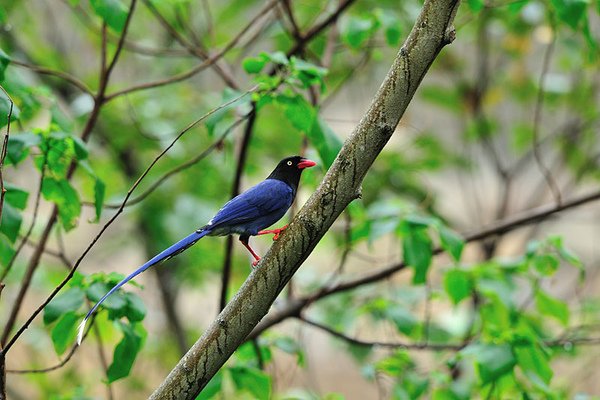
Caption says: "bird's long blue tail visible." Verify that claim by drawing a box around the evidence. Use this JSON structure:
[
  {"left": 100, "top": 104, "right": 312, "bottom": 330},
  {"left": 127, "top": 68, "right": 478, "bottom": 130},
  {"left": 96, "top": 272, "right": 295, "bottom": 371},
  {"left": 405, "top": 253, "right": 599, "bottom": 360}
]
[{"left": 77, "top": 229, "right": 208, "bottom": 345}]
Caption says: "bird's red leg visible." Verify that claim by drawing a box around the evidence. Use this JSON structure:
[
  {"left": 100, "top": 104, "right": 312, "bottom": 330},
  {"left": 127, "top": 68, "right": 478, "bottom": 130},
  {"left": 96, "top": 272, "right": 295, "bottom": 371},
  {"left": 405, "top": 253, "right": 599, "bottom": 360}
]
[
  {"left": 240, "top": 237, "right": 261, "bottom": 267},
  {"left": 257, "top": 224, "right": 288, "bottom": 241}
]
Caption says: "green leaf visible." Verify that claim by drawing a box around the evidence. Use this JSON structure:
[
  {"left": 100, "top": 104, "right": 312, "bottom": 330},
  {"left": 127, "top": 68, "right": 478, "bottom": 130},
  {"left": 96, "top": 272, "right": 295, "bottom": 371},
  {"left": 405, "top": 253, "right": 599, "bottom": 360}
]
[
  {"left": 41, "top": 177, "right": 81, "bottom": 231},
  {"left": 196, "top": 372, "right": 223, "bottom": 400},
  {"left": 71, "top": 136, "right": 88, "bottom": 160},
  {"left": 0, "top": 48, "right": 10, "bottom": 81},
  {"left": 274, "top": 94, "right": 316, "bottom": 133},
  {"left": 343, "top": 16, "right": 376, "bottom": 49},
  {"left": 376, "top": 351, "right": 413, "bottom": 376},
  {"left": 444, "top": 269, "right": 472, "bottom": 305},
  {"left": 86, "top": 282, "right": 128, "bottom": 314},
  {"left": 93, "top": 178, "right": 105, "bottom": 222},
  {"left": 532, "top": 254, "right": 559, "bottom": 276},
  {"left": 6, "top": 132, "right": 39, "bottom": 165},
  {"left": 463, "top": 343, "right": 516, "bottom": 384},
  {"left": 307, "top": 116, "right": 342, "bottom": 168},
  {"left": 551, "top": 0, "right": 588, "bottom": 29},
  {"left": 402, "top": 225, "right": 433, "bottom": 284},
  {"left": 123, "top": 292, "right": 146, "bottom": 322},
  {"left": 90, "top": 0, "right": 129, "bottom": 32},
  {"left": 375, "top": 10, "right": 402, "bottom": 46},
  {"left": 242, "top": 56, "right": 267, "bottom": 74},
  {"left": 51, "top": 311, "right": 79, "bottom": 355},
  {"left": 0, "top": 203, "right": 22, "bottom": 243},
  {"left": 290, "top": 57, "right": 328, "bottom": 89},
  {"left": 388, "top": 307, "right": 418, "bottom": 336},
  {"left": 535, "top": 289, "right": 569, "bottom": 326},
  {"left": 44, "top": 287, "right": 85, "bottom": 325},
  {"left": 438, "top": 225, "right": 464, "bottom": 262},
  {"left": 5, "top": 183, "right": 29, "bottom": 209},
  {"left": 557, "top": 243, "right": 583, "bottom": 268},
  {"left": 322, "top": 394, "right": 345, "bottom": 400},
  {"left": 395, "top": 371, "right": 429, "bottom": 399},
  {"left": 0, "top": 95, "right": 19, "bottom": 129},
  {"left": 404, "top": 214, "right": 437, "bottom": 228},
  {"left": 432, "top": 388, "right": 462, "bottom": 400},
  {"left": 468, "top": 0, "right": 484, "bottom": 12},
  {"left": 264, "top": 51, "right": 288, "bottom": 66},
  {"left": 0, "top": 233, "right": 15, "bottom": 267},
  {"left": 107, "top": 321, "right": 145, "bottom": 382},
  {"left": 230, "top": 366, "right": 271, "bottom": 400},
  {"left": 514, "top": 344, "right": 553, "bottom": 391}
]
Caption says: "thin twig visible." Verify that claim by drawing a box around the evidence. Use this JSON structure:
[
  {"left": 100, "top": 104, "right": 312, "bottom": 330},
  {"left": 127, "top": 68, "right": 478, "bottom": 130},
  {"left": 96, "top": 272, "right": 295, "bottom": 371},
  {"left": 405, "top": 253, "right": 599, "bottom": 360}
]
[
  {"left": 84, "top": 115, "right": 247, "bottom": 209},
  {"left": 300, "top": 316, "right": 466, "bottom": 351},
  {"left": 532, "top": 32, "right": 562, "bottom": 204},
  {"left": 105, "top": 0, "right": 278, "bottom": 101},
  {"left": 286, "top": 0, "right": 356, "bottom": 56},
  {"left": 5, "top": 315, "right": 96, "bottom": 374},
  {"left": 9, "top": 60, "right": 93, "bottom": 95},
  {"left": 280, "top": 0, "right": 303, "bottom": 41}
]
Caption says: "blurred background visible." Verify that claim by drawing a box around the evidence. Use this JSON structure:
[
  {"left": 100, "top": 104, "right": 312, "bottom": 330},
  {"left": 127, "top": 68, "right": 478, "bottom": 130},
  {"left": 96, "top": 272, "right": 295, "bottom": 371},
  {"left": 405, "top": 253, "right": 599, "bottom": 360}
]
[{"left": 1, "top": 0, "right": 600, "bottom": 398}]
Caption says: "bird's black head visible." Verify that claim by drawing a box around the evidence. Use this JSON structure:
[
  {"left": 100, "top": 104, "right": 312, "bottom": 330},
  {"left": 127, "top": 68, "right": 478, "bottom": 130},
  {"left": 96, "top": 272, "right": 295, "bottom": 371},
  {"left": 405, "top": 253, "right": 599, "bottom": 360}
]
[{"left": 267, "top": 156, "right": 316, "bottom": 191}]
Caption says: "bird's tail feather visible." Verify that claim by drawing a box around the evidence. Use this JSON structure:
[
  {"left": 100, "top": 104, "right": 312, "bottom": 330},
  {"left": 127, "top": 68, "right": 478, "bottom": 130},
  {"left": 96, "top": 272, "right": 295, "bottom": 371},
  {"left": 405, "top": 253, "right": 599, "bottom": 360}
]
[{"left": 77, "top": 229, "right": 208, "bottom": 345}]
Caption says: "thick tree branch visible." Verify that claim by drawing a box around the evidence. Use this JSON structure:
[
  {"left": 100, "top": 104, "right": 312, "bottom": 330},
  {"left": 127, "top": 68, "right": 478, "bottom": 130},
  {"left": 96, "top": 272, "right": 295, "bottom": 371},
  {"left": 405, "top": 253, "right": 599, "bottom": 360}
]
[{"left": 150, "top": 1, "right": 460, "bottom": 398}]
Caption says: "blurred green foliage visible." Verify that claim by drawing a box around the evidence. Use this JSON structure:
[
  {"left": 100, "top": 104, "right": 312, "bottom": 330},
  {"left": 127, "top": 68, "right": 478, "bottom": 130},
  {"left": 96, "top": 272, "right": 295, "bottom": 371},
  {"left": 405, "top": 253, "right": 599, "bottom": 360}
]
[{"left": 0, "top": 0, "right": 599, "bottom": 398}]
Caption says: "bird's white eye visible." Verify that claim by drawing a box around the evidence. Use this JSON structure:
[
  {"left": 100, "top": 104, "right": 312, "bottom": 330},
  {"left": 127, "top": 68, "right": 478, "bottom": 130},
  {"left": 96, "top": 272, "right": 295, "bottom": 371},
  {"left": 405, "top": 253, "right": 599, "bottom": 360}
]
[{"left": 287, "top": 161, "right": 292, "bottom": 166}]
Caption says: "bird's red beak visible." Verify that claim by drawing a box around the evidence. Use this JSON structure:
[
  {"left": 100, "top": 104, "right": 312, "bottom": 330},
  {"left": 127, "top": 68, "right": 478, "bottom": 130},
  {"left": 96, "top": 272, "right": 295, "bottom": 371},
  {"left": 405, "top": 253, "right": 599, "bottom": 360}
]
[{"left": 297, "top": 159, "right": 317, "bottom": 169}]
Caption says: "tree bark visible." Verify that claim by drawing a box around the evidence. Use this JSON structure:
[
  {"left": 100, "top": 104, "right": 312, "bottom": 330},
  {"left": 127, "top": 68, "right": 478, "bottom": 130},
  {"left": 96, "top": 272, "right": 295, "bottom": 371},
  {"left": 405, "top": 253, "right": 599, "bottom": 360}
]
[{"left": 150, "top": 0, "right": 460, "bottom": 398}]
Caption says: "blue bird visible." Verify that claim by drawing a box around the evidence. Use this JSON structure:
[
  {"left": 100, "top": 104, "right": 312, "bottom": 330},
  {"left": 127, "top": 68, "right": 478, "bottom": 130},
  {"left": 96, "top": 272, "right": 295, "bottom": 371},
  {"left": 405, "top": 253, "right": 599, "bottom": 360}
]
[{"left": 77, "top": 156, "right": 316, "bottom": 344}]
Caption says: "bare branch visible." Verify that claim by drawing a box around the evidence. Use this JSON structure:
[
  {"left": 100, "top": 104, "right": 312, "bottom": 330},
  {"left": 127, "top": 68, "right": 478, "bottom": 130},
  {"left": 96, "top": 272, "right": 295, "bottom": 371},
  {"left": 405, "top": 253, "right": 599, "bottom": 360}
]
[
  {"left": 9, "top": 60, "right": 93, "bottom": 95},
  {"left": 532, "top": 32, "right": 562, "bottom": 204},
  {"left": 300, "top": 316, "right": 466, "bottom": 351}
]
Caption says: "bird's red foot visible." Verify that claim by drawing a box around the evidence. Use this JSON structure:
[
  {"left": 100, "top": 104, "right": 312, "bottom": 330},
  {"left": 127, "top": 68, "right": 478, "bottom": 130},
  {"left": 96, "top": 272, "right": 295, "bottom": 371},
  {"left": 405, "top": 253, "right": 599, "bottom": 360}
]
[
  {"left": 258, "top": 224, "right": 288, "bottom": 241},
  {"left": 251, "top": 258, "right": 261, "bottom": 268}
]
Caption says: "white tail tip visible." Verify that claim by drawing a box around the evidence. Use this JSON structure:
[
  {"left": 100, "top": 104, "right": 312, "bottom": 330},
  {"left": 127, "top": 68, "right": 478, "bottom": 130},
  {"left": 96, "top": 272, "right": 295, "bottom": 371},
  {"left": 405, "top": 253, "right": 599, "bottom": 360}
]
[{"left": 76, "top": 319, "right": 87, "bottom": 346}]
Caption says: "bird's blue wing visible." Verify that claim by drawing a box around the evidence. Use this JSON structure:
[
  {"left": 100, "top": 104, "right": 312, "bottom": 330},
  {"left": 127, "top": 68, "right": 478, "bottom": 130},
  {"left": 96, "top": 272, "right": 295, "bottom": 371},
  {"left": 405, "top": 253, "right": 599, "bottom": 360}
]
[{"left": 208, "top": 179, "right": 294, "bottom": 230}]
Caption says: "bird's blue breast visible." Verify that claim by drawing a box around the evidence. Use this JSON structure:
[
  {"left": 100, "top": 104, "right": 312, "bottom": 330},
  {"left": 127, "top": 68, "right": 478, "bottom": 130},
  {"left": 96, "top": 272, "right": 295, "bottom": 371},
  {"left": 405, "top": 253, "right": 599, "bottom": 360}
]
[{"left": 205, "top": 179, "right": 294, "bottom": 237}]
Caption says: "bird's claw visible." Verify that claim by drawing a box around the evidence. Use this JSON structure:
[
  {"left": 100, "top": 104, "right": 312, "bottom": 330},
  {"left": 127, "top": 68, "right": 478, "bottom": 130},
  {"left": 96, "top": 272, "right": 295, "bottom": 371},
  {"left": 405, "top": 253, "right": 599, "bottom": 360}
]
[
  {"left": 258, "top": 224, "right": 288, "bottom": 241},
  {"left": 251, "top": 259, "right": 260, "bottom": 268}
]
